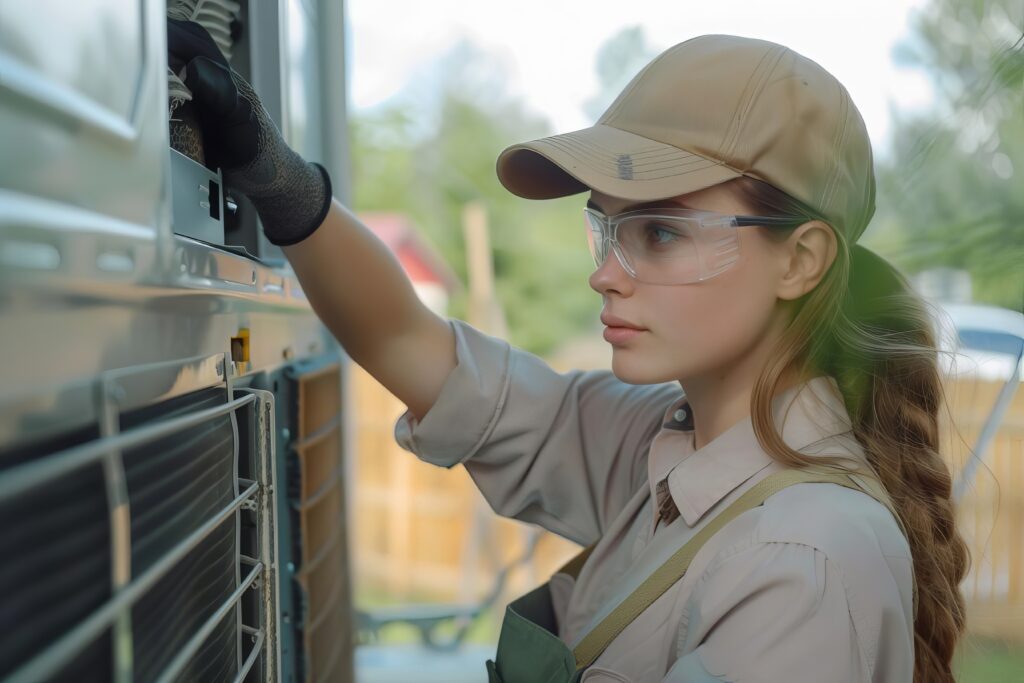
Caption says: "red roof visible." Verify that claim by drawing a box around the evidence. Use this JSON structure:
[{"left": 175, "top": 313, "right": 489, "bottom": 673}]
[{"left": 358, "top": 212, "right": 461, "bottom": 294}]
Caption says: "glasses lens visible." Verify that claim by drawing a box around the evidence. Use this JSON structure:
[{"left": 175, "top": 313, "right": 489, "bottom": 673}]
[
  {"left": 616, "top": 215, "right": 701, "bottom": 283},
  {"left": 584, "top": 210, "right": 607, "bottom": 268},
  {"left": 583, "top": 209, "right": 741, "bottom": 284}
]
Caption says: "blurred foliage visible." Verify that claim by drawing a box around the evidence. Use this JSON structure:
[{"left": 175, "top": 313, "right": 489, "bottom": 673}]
[
  {"left": 583, "top": 26, "right": 659, "bottom": 122},
  {"left": 349, "top": 40, "right": 600, "bottom": 356},
  {"left": 868, "top": 0, "right": 1024, "bottom": 310},
  {"left": 954, "top": 636, "right": 1024, "bottom": 681},
  {"left": 349, "top": 5, "right": 1023, "bottom": 357}
]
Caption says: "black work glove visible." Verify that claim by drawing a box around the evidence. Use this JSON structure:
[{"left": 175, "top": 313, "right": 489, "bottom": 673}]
[{"left": 167, "top": 18, "right": 331, "bottom": 246}]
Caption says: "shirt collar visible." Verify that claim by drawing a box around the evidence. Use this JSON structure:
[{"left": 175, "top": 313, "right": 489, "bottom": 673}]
[{"left": 648, "top": 376, "right": 860, "bottom": 527}]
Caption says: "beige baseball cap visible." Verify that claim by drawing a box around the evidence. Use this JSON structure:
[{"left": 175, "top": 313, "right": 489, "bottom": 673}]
[{"left": 496, "top": 34, "right": 876, "bottom": 243}]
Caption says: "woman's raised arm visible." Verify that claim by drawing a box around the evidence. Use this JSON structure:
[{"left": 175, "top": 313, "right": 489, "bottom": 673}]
[{"left": 282, "top": 200, "right": 455, "bottom": 421}]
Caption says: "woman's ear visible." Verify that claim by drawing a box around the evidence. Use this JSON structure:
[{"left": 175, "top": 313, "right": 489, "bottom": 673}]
[{"left": 776, "top": 220, "right": 837, "bottom": 301}]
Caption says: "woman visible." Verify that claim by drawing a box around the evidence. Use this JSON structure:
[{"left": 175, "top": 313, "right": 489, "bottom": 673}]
[{"left": 170, "top": 22, "right": 968, "bottom": 682}]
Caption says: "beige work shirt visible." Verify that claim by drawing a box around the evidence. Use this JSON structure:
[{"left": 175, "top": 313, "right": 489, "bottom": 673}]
[{"left": 394, "top": 319, "right": 915, "bottom": 682}]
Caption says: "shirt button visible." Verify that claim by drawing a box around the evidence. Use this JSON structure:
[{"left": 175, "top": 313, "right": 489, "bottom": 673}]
[{"left": 673, "top": 408, "right": 688, "bottom": 423}]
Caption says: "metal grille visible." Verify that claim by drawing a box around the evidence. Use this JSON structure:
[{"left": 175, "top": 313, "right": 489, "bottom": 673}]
[
  {"left": 121, "top": 387, "right": 238, "bottom": 682},
  {"left": 0, "top": 356, "right": 279, "bottom": 683}
]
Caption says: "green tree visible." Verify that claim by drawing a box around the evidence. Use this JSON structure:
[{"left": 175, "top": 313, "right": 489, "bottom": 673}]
[
  {"left": 869, "top": 0, "right": 1024, "bottom": 309},
  {"left": 583, "top": 26, "right": 659, "bottom": 122}
]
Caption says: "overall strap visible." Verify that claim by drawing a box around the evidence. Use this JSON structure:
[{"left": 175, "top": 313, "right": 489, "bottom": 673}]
[{"left": 570, "top": 468, "right": 887, "bottom": 670}]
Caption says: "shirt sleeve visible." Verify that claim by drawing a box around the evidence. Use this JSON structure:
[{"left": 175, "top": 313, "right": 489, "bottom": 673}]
[
  {"left": 393, "top": 318, "right": 681, "bottom": 545},
  {"left": 663, "top": 542, "right": 870, "bottom": 683}
]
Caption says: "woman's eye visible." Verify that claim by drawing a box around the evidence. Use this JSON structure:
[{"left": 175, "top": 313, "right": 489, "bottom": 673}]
[{"left": 645, "top": 223, "right": 684, "bottom": 244}]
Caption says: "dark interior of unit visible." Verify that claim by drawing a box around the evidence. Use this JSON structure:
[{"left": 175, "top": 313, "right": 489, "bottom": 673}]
[{"left": 0, "top": 424, "right": 112, "bottom": 683}]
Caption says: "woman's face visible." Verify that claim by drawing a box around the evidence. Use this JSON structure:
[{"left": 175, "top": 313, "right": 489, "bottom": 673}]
[{"left": 587, "top": 182, "right": 790, "bottom": 386}]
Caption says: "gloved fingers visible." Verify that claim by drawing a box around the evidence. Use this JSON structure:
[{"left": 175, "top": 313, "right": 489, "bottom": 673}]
[
  {"left": 167, "top": 17, "right": 230, "bottom": 73},
  {"left": 183, "top": 56, "right": 244, "bottom": 122},
  {"left": 183, "top": 56, "right": 260, "bottom": 170}
]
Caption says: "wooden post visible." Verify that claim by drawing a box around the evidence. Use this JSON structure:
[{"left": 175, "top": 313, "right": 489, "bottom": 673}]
[
  {"left": 460, "top": 200, "right": 519, "bottom": 604},
  {"left": 462, "top": 201, "right": 508, "bottom": 337}
]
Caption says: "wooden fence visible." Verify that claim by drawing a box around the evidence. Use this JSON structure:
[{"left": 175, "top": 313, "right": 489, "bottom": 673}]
[{"left": 942, "top": 374, "right": 1024, "bottom": 642}]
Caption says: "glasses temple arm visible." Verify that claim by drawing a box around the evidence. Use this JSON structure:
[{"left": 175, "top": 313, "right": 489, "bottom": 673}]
[{"left": 734, "top": 215, "right": 808, "bottom": 228}]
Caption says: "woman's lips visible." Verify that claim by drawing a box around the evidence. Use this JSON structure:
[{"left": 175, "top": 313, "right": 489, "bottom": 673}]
[{"left": 603, "top": 326, "right": 646, "bottom": 344}]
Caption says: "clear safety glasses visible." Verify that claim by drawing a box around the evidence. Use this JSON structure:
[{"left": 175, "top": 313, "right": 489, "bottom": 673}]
[{"left": 583, "top": 206, "right": 806, "bottom": 285}]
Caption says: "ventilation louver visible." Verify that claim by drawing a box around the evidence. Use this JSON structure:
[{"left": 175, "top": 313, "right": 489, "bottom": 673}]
[{"left": 285, "top": 361, "right": 353, "bottom": 682}]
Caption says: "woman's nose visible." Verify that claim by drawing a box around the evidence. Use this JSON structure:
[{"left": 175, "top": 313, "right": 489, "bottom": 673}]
[{"left": 588, "top": 244, "right": 634, "bottom": 296}]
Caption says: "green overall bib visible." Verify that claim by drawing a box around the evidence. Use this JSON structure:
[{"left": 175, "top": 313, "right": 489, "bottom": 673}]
[{"left": 485, "top": 468, "right": 909, "bottom": 683}]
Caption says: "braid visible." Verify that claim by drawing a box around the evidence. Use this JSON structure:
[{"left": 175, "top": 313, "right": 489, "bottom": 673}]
[{"left": 730, "top": 176, "right": 970, "bottom": 681}]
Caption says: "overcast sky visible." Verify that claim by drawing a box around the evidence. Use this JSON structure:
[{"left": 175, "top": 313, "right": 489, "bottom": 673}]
[{"left": 345, "top": 0, "right": 938, "bottom": 162}]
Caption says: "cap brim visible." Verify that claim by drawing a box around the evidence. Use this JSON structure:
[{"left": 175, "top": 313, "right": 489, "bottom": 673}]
[{"left": 496, "top": 124, "right": 743, "bottom": 201}]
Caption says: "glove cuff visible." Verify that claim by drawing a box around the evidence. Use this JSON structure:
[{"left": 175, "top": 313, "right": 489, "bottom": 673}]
[{"left": 262, "top": 163, "right": 333, "bottom": 247}]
